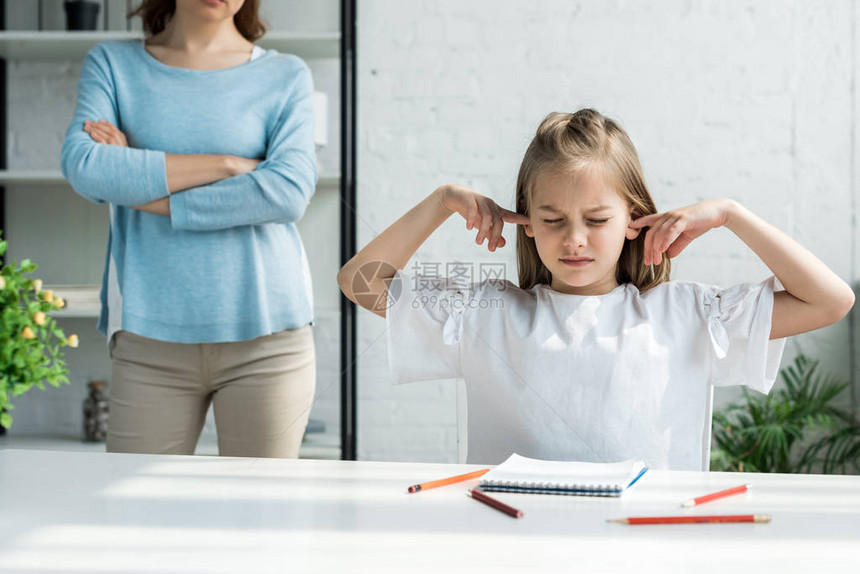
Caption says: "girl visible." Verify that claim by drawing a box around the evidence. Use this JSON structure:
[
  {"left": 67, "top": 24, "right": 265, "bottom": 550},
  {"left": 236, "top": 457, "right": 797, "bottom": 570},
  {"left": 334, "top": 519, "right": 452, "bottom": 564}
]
[
  {"left": 338, "top": 109, "right": 855, "bottom": 470},
  {"left": 61, "top": 0, "right": 317, "bottom": 458}
]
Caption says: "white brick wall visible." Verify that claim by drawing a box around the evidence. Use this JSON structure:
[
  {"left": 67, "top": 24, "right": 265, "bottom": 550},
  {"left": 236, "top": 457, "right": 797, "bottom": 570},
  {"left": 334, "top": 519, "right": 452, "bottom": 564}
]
[
  {"left": 356, "top": 0, "right": 858, "bottom": 461},
  {"left": 5, "top": 1, "right": 858, "bottom": 463}
]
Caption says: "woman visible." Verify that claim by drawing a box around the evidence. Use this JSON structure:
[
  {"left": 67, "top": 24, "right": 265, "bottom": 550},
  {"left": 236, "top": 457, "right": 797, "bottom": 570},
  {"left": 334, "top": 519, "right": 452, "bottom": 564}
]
[{"left": 60, "top": 0, "right": 318, "bottom": 458}]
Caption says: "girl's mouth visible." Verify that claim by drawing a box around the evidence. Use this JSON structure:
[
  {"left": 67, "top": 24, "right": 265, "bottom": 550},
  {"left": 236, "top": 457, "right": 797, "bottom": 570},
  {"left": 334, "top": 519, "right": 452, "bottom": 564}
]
[{"left": 559, "top": 257, "right": 593, "bottom": 268}]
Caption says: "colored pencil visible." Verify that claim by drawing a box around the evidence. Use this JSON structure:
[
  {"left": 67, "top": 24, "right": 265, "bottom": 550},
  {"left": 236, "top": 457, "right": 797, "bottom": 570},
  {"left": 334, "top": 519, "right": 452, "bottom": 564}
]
[
  {"left": 627, "top": 467, "right": 649, "bottom": 488},
  {"left": 407, "top": 468, "right": 490, "bottom": 493},
  {"left": 466, "top": 488, "right": 523, "bottom": 519},
  {"left": 609, "top": 514, "right": 770, "bottom": 525},
  {"left": 681, "top": 484, "right": 751, "bottom": 507}
]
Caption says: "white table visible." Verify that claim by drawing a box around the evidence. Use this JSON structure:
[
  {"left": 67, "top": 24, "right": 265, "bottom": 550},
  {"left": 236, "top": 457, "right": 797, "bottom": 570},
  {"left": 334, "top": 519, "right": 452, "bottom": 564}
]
[{"left": 0, "top": 450, "right": 858, "bottom": 573}]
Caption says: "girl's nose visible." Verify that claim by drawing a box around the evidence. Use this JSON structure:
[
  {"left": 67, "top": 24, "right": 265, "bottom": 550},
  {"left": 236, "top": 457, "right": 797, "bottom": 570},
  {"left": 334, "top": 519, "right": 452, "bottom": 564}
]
[{"left": 562, "top": 225, "right": 587, "bottom": 249}]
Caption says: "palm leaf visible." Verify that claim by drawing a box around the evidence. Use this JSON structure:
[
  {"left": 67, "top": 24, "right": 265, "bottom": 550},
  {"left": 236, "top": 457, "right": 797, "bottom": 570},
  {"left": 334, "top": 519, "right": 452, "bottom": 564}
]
[{"left": 710, "top": 354, "right": 859, "bottom": 474}]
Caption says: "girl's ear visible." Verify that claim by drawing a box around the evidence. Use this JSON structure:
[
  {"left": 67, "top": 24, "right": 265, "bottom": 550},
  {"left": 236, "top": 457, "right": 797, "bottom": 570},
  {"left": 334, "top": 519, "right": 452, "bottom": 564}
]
[
  {"left": 625, "top": 224, "right": 640, "bottom": 240},
  {"left": 524, "top": 223, "right": 534, "bottom": 238},
  {"left": 626, "top": 210, "right": 640, "bottom": 240}
]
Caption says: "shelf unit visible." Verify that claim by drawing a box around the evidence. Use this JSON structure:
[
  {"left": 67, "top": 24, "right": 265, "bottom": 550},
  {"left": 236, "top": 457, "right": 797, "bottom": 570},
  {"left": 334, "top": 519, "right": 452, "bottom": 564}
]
[
  {"left": 0, "top": 30, "right": 341, "bottom": 60},
  {"left": 0, "top": 170, "right": 342, "bottom": 188},
  {"left": 0, "top": 170, "right": 342, "bottom": 319},
  {"left": 0, "top": 430, "right": 342, "bottom": 459},
  {"left": 0, "top": 1, "right": 359, "bottom": 460}
]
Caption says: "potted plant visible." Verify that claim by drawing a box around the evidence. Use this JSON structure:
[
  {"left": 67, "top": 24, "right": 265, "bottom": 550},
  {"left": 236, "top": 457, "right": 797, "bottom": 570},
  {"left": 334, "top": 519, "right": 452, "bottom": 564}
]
[
  {"left": 711, "top": 354, "right": 860, "bottom": 474},
  {"left": 0, "top": 232, "right": 78, "bottom": 432}
]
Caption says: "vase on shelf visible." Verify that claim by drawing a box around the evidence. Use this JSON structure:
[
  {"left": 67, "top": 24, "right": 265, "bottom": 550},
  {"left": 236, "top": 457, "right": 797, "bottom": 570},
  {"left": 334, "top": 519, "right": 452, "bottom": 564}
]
[
  {"left": 64, "top": 1, "right": 100, "bottom": 31},
  {"left": 82, "top": 380, "right": 109, "bottom": 442}
]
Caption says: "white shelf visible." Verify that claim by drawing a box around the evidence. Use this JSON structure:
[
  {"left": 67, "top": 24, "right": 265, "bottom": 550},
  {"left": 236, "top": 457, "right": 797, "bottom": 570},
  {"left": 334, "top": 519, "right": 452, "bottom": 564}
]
[
  {"left": 0, "top": 432, "right": 341, "bottom": 459},
  {"left": 46, "top": 285, "right": 101, "bottom": 318},
  {"left": 2, "top": 19, "right": 348, "bottom": 460},
  {"left": 0, "top": 31, "right": 340, "bottom": 61},
  {"left": 0, "top": 169, "right": 66, "bottom": 185},
  {"left": 0, "top": 170, "right": 341, "bottom": 189},
  {"left": 46, "top": 289, "right": 345, "bottom": 320}
]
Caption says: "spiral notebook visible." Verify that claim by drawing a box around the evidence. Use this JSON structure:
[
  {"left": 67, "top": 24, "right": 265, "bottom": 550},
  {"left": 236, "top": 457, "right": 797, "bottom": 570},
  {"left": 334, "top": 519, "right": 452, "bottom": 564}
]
[{"left": 479, "top": 454, "right": 647, "bottom": 497}]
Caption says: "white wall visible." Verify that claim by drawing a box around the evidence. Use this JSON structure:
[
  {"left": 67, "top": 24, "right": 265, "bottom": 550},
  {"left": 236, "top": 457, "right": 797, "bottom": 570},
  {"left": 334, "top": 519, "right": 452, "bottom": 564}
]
[
  {"left": 6, "top": 0, "right": 857, "bottom": 463},
  {"left": 356, "top": 0, "right": 858, "bottom": 461}
]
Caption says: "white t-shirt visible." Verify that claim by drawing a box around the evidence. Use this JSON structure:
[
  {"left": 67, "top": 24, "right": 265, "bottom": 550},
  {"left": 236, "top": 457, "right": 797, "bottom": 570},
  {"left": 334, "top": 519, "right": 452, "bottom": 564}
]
[{"left": 386, "top": 270, "right": 785, "bottom": 470}]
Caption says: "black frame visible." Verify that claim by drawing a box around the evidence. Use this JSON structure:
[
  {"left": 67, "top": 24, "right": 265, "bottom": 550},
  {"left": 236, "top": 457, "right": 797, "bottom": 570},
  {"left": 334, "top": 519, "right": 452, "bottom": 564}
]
[
  {"left": 340, "top": 0, "right": 358, "bottom": 461},
  {"left": 0, "top": 0, "right": 6, "bottom": 266},
  {"left": 0, "top": 0, "right": 6, "bottom": 236},
  {"left": 0, "top": 1, "right": 7, "bottom": 435}
]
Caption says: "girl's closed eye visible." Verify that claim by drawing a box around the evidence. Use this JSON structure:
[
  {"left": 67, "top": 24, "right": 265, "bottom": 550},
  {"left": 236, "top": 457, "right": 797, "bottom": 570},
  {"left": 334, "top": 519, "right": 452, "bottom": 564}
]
[
  {"left": 587, "top": 218, "right": 609, "bottom": 225},
  {"left": 543, "top": 218, "right": 564, "bottom": 225}
]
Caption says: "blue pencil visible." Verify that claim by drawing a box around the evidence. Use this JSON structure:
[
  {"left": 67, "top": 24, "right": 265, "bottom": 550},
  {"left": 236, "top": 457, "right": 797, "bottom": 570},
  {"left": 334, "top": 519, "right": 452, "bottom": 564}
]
[{"left": 627, "top": 467, "right": 649, "bottom": 488}]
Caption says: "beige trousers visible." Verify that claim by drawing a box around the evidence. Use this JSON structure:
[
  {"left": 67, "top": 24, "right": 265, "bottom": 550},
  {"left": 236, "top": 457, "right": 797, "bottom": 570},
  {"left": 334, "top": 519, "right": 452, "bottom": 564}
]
[{"left": 106, "top": 326, "right": 316, "bottom": 458}]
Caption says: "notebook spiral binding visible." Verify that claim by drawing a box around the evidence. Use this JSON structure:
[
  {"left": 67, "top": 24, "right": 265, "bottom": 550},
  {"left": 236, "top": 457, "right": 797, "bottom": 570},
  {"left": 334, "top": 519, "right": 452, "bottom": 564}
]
[{"left": 479, "top": 481, "right": 624, "bottom": 497}]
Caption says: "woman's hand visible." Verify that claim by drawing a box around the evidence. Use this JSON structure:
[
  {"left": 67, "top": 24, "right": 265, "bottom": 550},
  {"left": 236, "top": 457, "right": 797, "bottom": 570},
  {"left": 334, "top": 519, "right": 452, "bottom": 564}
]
[
  {"left": 439, "top": 184, "right": 529, "bottom": 252},
  {"left": 132, "top": 197, "right": 170, "bottom": 216},
  {"left": 630, "top": 199, "right": 732, "bottom": 265},
  {"left": 80, "top": 119, "right": 257, "bottom": 213},
  {"left": 83, "top": 120, "right": 128, "bottom": 147},
  {"left": 225, "top": 156, "right": 262, "bottom": 177},
  {"left": 83, "top": 119, "right": 163, "bottom": 214}
]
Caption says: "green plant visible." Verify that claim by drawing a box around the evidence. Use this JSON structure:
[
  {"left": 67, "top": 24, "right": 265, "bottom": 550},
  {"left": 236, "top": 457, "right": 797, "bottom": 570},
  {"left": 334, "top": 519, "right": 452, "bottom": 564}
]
[
  {"left": 0, "top": 231, "right": 78, "bottom": 429},
  {"left": 711, "top": 354, "right": 860, "bottom": 474}
]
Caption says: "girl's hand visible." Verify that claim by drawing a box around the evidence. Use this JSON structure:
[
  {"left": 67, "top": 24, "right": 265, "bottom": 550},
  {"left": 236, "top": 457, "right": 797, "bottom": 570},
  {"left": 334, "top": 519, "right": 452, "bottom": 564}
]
[
  {"left": 630, "top": 199, "right": 732, "bottom": 265},
  {"left": 439, "top": 184, "right": 530, "bottom": 252},
  {"left": 83, "top": 120, "right": 128, "bottom": 147}
]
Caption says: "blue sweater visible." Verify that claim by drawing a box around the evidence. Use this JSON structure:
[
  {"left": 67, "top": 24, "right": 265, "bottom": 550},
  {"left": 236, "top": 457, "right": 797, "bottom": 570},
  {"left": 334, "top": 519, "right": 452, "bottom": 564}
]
[{"left": 61, "top": 40, "right": 318, "bottom": 343}]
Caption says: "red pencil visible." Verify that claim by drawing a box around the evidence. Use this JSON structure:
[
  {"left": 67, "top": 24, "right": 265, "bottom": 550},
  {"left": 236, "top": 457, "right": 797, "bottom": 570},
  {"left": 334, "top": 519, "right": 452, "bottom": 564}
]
[
  {"left": 681, "top": 484, "right": 752, "bottom": 508},
  {"left": 466, "top": 488, "right": 523, "bottom": 519},
  {"left": 609, "top": 514, "right": 770, "bottom": 525}
]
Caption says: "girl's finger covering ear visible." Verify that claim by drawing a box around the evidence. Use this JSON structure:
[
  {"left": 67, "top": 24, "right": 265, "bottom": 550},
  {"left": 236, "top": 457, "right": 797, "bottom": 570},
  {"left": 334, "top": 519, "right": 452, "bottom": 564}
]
[
  {"left": 500, "top": 208, "right": 530, "bottom": 225},
  {"left": 630, "top": 214, "right": 658, "bottom": 228}
]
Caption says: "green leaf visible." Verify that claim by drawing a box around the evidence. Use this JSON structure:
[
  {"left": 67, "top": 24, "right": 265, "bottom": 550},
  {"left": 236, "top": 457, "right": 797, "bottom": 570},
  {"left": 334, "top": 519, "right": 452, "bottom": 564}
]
[{"left": 711, "top": 353, "right": 859, "bottom": 474}]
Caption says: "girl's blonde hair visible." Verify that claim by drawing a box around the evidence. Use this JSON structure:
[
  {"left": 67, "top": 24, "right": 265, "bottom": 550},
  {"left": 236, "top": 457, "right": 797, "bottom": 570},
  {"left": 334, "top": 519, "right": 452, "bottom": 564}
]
[{"left": 516, "top": 109, "right": 670, "bottom": 291}]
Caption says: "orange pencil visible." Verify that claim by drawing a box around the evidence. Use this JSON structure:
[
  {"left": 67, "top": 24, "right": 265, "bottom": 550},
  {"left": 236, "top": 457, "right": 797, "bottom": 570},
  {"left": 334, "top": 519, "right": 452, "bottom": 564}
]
[
  {"left": 609, "top": 514, "right": 771, "bottom": 525},
  {"left": 407, "top": 468, "right": 490, "bottom": 493},
  {"left": 681, "top": 484, "right": 751, "bottom": 507}
]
